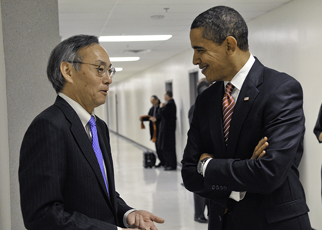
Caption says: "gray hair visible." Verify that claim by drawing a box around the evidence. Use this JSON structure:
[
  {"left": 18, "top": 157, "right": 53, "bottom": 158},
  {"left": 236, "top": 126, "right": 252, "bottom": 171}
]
[{"left": 46, "top": 35, "right": 99, "bottom": 93}]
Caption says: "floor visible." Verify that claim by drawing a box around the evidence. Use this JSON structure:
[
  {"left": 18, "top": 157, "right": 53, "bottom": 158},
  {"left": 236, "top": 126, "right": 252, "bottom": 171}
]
[{"left": 110, "top": 133, "right": 208, "bottom": 230}]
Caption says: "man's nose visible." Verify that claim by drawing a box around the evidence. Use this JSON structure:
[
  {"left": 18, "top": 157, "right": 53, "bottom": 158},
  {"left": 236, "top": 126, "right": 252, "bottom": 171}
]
[
  {"left": 192, "top": 51, "right": 200, "bottom": 65},
  {"left": 103, "top": 73, "right": 112, "bottom": 85}
]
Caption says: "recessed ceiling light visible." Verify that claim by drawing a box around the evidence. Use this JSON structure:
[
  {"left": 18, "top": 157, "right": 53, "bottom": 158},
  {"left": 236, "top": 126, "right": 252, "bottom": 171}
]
[
  {"left": 110, "top": 57, "right": 140, "bottom": 62},
  {"left": 151, "top": 15, "right": 165, "bottom": 20},
  {"left": 99, "top": 35, "right": 172, "bottom": 42},
  {"left": 115, "top": 67, "right": 123, "bottom": 72}
]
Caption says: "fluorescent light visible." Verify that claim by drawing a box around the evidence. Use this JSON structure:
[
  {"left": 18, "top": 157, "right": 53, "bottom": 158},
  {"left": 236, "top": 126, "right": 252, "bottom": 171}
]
[
  {"left": 110, "top": 57, "right": 140, "bottom": 62},
  {"left": 115, "top": 67, "right": 123, "bottom": 72},
  {"left": 99, "top": 35, "right": 172, "bottom": 42}
]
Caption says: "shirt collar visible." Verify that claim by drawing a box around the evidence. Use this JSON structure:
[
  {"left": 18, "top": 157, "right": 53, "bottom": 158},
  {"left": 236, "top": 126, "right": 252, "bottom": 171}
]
[
  {"left": 224, "top": 54, "right": 255, "bottom": 91},
  {"left": 58, "top": 92, "right": 95, "bottom": 128}
]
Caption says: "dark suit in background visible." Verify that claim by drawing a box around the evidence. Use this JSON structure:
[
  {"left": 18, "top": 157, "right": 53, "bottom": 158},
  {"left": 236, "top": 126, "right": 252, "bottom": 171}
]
[
  {"left": 313, "top": 103, "right": 322, "bottom": 143},
  {"left": 313, "top": 103, "right": 322, "bottom": 199},
  {"left": 158, "top": 98, "right": 177, "bottom": 170}
]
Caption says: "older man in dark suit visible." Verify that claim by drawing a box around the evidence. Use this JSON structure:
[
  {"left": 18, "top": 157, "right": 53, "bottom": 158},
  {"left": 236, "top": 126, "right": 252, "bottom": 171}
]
[
  {"left": 19, "top": 35, "right": 164, "bottom": 230},
  {"left": 181, "top": 6, "right": 311, "bottom": 230}
]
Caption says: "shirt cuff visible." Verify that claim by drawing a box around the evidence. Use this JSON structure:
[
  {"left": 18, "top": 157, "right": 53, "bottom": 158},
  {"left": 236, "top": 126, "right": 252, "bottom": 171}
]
[
  {"left": 123, "top": 209, "right": 137, "bottom": 228},
  {"left": 202, "top": 158, "right": 212, "bottom": 177},
  {"left": 229, "top": 191, "right": 246, "bottom": 202}
]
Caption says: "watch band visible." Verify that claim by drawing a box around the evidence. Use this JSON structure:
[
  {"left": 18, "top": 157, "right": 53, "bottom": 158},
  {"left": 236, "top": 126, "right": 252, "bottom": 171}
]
[{"left": 197, "top": 157, "right": 210, "bottom": 175}]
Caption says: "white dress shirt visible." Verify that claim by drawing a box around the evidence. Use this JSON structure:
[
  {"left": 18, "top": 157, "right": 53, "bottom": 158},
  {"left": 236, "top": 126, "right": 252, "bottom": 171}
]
[{"left": 202, "top": 54, "right": 256, "bottom": 202}]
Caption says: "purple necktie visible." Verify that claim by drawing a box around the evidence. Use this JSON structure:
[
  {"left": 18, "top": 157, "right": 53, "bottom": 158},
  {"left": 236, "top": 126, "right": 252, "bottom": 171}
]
[{"left": 88, "top": 116, "right": 109, "bottom": 196}]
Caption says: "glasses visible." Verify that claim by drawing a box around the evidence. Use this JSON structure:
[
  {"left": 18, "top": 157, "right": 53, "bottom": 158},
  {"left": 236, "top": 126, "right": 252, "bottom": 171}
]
[{"left": 68, "top": 61, "right": 116, "bottom": 78}]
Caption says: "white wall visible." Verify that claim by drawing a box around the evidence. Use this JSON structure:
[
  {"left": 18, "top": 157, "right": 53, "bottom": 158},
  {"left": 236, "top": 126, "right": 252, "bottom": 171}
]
[
  {"left": 0, "top": 1, "right": 12, "bottom": 229},
  {"left": 107, "top": 48, "right": 198, "bottom": 159},
  {"left": 107, "top": 0, "right": 322, "bottom": 228}
]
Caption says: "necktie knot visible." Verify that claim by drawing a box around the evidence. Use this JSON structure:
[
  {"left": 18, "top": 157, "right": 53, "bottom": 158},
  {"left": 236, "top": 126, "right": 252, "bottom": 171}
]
[
  {"left": 225, "top": 82, "right": 235, "bottom": 95},
  {"left": 88, "top": 116, "right": 96, "bottom": 129}
]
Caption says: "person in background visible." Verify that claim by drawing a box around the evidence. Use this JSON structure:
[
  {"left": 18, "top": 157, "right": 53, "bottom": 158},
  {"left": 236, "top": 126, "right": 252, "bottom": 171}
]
[
  {"left": 158, "top": 91, "right": 177, "bottom": 171},
  {"left": 313, "top": 103, "right": 322, "bottom": 199},
  {"left": 148, "top": 95, "right": 165, "bottom": 167},
  {"left": 188, "top": 78, "right": 211, "bottom": 223},
  {"left": 181, "top": 6, "right": 311, "bottom": 230},
  {"left": 19, "top": 35, "right": 164, "bottom": 230},
  {"left": 314, "top": 104, "right": 322, "bottom": 143}
]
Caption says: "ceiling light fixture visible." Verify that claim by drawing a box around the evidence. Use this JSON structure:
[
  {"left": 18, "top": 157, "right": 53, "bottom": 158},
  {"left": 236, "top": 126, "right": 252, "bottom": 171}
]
[
  {"left": 115, "top": 67, "right": 123, "bottom": 72},
  {"left": 99, "top": 35, "right": 172, "bottom": 42},
  {"left": 110, "top": 57, "right": 140, "bottom": 62},
  {"left": 151, "top": 15, "right": 165, "bottom": 20}
]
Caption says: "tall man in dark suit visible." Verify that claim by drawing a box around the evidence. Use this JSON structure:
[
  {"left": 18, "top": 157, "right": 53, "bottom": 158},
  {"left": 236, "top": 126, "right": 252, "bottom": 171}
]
[
  {"left": 181, "top": 6, "right": 311, "bottom": 230},
  {"left": 158, "top": 91, "right": 177, "bottom": 170},
  {"left": 19, "top": 35, "right": 164, "bottom": 230}
]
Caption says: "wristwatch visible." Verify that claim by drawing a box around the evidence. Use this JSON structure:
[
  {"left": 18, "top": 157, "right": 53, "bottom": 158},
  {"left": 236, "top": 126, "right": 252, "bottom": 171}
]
[{"left": 197, "top": 157, "right": 211, "bottom": 175}]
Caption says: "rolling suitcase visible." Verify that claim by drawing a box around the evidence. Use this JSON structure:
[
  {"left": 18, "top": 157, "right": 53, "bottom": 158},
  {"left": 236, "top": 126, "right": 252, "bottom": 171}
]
[{"left": 143, "top": 151, "right": 156, "bottom": 168}]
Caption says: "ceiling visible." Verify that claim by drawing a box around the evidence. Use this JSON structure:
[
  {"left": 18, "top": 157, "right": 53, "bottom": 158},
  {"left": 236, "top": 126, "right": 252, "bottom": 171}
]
[{"left": 58, "top": 0, "right": 292, "bottom": 83}]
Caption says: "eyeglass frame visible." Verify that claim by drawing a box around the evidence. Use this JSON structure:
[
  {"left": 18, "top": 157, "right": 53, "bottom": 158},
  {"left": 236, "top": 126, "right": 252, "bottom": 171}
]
[{"left": 68, "top": 61, "right": 116, "bottom": 78}]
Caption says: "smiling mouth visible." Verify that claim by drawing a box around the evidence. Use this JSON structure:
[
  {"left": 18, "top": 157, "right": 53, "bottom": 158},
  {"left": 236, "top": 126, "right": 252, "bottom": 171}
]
[{"left": 200, "top": 66, "right": 208, "bottom": 73}]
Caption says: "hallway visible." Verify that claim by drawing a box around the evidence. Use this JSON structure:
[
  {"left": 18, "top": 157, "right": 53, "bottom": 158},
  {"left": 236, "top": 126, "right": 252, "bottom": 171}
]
[{"left": 110, "top": 132, "right": 208, "bottom": 230}]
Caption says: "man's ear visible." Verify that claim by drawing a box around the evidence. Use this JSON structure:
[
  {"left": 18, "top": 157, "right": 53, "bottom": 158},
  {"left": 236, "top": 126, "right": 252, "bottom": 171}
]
[
  {"left": 60, "top": 62, "right": 73, "bottom": 83},
  {"left": 225, "top": 36, "right": 237, "bottom": 54}
]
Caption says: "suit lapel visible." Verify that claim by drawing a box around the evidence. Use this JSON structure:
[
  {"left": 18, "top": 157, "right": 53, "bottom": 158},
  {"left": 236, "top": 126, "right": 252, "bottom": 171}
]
[
  {"left": 227, "top": 59, "right": 264, "bottom": 158},
  {"left": 209, "top": 82, "right": 227, "bottom": 158},
  {"left": 55, "top": 97, "right": 113, "bottom": 207}
]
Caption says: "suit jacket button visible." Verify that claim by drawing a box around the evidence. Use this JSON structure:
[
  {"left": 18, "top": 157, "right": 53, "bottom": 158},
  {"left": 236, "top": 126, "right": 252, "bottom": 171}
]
[
  {"left": 220, "top": 186, "right": 223, "bottom": 190},
  {"left": 224, "top": 186, "right": 227, "bottom": 190},
  {"left": 212, "top": 185, "right": 216, "bottom": 190},
  {"left": 216, "top": 185, "right": 220, "bottom": 190}
]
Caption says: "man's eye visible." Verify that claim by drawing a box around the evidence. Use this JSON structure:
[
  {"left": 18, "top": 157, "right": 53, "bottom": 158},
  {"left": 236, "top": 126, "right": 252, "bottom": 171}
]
[{"left": 97, "top": 66, "right": 105, "bottom": 73}]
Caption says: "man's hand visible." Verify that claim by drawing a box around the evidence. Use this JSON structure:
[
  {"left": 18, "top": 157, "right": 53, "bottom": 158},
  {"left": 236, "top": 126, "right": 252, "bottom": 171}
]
[
  {"left": 127, "top": 210, "right": 164, "bottom": 230},
  {"left": 199, "top": 153, "right": 214, "bottom": 162},
  {"left": 251, "top": 137, "right": 268, "bottom": 160},
  {"left": 149, "top": 117, "right": 156, "bottom": 122}
]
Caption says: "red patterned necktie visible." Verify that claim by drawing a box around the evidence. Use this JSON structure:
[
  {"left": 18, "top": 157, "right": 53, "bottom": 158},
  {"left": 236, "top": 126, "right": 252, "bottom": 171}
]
[{"left": 223, "top": 83, "right": 235, "bottom": 144}]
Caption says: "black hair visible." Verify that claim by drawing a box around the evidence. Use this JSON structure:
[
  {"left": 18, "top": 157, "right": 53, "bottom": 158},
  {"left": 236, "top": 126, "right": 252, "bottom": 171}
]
[{"left": 191, "top": 6, "right": 249, "bottom": 51}]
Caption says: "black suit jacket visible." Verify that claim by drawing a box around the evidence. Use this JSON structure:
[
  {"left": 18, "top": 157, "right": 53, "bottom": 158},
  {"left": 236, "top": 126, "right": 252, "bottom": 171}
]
[
  {"left": 181, "top": 58, "right": 311, "bottom": 230},
  {"left": 313, "top": 103, "right": 322, "bottom": 143},
  {"left": 19, "top": 96, "right": 132, "bottom": 230}
]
